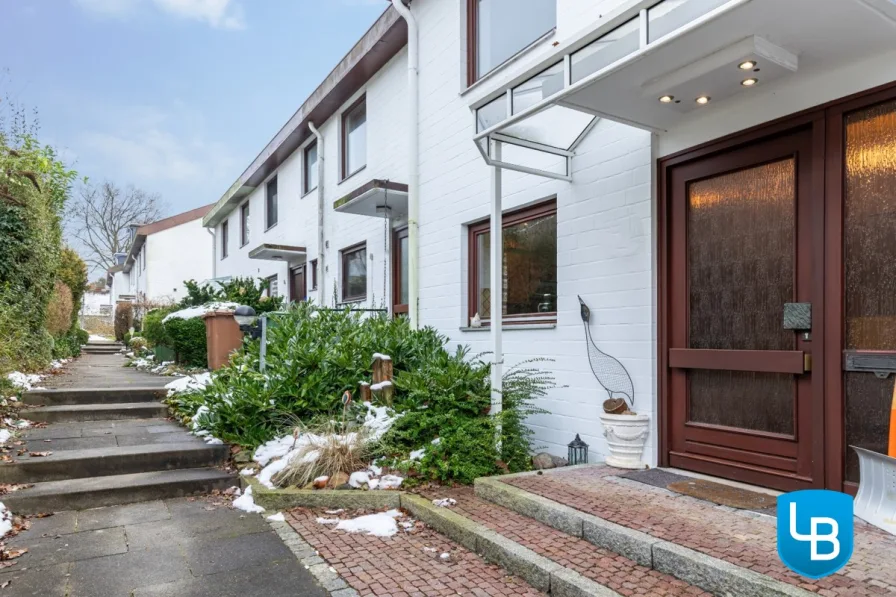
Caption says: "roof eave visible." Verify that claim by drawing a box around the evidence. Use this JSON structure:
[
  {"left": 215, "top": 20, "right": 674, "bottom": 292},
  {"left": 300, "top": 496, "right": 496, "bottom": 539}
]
[{"left": 203, "top": 6, "right": 407, "bottom": 228}]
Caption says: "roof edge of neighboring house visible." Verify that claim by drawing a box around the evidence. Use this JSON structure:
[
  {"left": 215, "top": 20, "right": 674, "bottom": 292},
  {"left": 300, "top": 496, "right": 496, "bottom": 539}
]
[
  {"left": 202, "top": 5, "right": 408, "bottom": 229},
  {"left": 115, "top": 203, "right": 214, "bottom": 274}
]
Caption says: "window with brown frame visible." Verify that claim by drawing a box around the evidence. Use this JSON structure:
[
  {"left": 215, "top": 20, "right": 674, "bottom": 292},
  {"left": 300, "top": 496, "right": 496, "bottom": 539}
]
[
  {"left": 240, "top": 202, "right": 250, "bottom": 246},
  {"left": 265, "top": 176, "right": 278, "bottom": 230},
  {"left": 303, "top": 141, "right": 318, "bottom": 195},
  {"left": 341, "top": 96, "right": 366, "bottom": 180},
  {"left": 221, "top": 220, "right": 229, "bottom": 259},
  {"left": 266, "top": 274, "right": 279, "bottom": 298},
  {"left": 466, "top": 0, "right": 556, "bottom": 86},
  {"left": 468, "top": 199, "right": 557, "bottom": 324},
  {"left": 392, "top": 227, "right": 409, "bottom": 315},
  {"left": 341, "top": 243, "right": 367, "bottom": 302},
  {"left": 310, "top": 258, "right": 318, "bottom": 290}
]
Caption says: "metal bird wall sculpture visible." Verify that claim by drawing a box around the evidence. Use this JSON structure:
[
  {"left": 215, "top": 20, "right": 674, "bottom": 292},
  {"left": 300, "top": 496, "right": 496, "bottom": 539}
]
[{"left": 578, "top": 295, "right": 634, "bottom": 407}]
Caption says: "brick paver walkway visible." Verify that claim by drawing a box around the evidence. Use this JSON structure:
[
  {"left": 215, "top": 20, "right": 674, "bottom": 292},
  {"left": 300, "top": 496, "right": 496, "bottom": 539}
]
[
  {"left": 505, "top": 467, "right": 896, "bottom": 597},
  {"left": 286, "top": 508, "right": 544, "bottom": 597},
  {"left": 420, "top": 486, "right": 710, "bottom": 597}
]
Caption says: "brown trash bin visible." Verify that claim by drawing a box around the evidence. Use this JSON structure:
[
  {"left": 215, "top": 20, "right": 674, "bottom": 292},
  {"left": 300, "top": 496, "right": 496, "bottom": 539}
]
[{"left": 203, "top": 310, "right": 243, "bottom": 370}]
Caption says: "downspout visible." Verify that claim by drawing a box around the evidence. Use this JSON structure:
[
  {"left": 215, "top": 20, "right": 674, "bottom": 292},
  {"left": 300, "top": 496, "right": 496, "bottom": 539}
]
[
  {"left": 308, "top": 121, "right": 325, "bottom": 305},
  {"left": 391, "top": 0, "right": 419, "bottom": 328},
  {"left": 206, "top": 227, "right": 216, "bottom": 279}
]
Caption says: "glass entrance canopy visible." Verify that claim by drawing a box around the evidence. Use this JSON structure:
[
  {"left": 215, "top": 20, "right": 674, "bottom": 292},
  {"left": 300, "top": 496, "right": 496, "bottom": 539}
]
[{"left": 473, "top": 0, "right": 745, "bottom": 180}]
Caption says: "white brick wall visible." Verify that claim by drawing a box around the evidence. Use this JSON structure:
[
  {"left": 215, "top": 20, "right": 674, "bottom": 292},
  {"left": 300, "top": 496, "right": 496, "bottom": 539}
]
[{"left": 413, "top": 0, "right": 657, "bottom": 464}]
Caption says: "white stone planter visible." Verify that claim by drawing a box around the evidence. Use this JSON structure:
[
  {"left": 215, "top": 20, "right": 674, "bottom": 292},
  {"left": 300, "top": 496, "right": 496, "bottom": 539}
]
[{"left": 600, "top": 412, "right": 650, "bottom": 469}]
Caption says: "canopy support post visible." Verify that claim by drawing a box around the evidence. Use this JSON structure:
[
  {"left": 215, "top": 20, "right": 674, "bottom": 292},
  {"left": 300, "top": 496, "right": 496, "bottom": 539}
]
[{"left": 490, "top": 141, "right": 504, "bottom": 441}]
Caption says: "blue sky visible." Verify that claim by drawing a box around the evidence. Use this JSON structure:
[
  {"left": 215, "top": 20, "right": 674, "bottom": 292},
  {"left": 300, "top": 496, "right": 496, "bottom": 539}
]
[{"left": 0, "top": 0, "right": 386, "bottom": 221}]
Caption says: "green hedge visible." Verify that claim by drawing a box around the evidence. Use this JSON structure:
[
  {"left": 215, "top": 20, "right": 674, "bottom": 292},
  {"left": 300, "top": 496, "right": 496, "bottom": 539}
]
[
  {"left": 164, "top": 317, "right": 207, "bottom": 368},
  {"left": 143, "top": 307, "right": 176, "bottom": 348}
]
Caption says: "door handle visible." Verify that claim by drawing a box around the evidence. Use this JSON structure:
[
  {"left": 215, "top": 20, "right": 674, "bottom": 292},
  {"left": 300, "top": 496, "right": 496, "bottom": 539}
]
[{"left": 803, "top": 353, "right": 812, "bottom": 373}]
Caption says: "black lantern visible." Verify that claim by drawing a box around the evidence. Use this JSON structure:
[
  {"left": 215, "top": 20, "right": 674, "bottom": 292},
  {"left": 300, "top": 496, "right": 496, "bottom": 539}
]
[{"left": 568, "top": 434, "right": 589, "bottom": 465}]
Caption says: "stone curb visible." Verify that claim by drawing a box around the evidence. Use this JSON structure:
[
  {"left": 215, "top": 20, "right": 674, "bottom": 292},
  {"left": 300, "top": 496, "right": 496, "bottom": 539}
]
[
  {"left": 245, "top": 477, "right": 402, "bottom": 511},
  {"left": 268, "top": 517, "right": 359, "bottom": 596},
  {"left": 474, "top": 477, "right": 814, "bottom": 597},
  {"left": 399, "top": 493, "right": 621, "bottom": 596}
]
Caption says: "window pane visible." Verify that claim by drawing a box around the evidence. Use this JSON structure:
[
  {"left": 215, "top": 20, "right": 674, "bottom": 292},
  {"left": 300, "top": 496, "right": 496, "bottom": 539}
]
[
  {"left": 346, "top": 102, "right": 366, "bottom": 176},
  {"left": 686, "top": 159, "right": 796, "bottom": 434},
  {"left": 477, "top": 94, "right": 507, "bottom": 132},
  {"left": 511, "top": 62, "right": 564, "bottom": 114},
  {"left": 344, "top": 248, "right": 367, "bottom": 300},
  {"left": 241, "top": 204, "right": 249, "bottom": 245},
  {"left": 476, "top": 0, "right": 556, "bottom": 78},
  {"left": 501, "top": 105, "right": 596, "bottom": 149},
  {"left": 476, "top": 211, "right": 557, "bottom": 317},
  {"left": 305, "top": 143, "right": 318, "bottom": 193},
  {"left": 266, "top": 178, "right": 278, "bottom": 228},
  {"left": 647, "top": 0, "right": 730, "bottom": 43},
  {"left": 843, "top": 99, "right": 896, "bottom": 482},
  {"left": 399, "top": 236, "right": 409, "bottom": 304},
  {"left": 570, "top": 18, "right": 639, "bottom": 84}
]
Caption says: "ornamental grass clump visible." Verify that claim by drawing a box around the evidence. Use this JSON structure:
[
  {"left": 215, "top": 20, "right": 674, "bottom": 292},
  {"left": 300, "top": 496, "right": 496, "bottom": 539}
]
[{"left": 272, "top": 422, "right": 372, "bottom": 489}]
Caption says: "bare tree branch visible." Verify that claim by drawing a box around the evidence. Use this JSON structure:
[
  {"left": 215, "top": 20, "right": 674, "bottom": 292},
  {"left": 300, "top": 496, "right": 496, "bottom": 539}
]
[{"left": 68, "top": 181, "right": 166, "bottom": 272}]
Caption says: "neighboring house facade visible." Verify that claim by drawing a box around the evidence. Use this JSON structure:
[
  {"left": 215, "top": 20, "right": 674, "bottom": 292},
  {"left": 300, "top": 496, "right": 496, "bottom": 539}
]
[
  {"left": 203, "top": 9, "right": 409, "bottom": 311},
  {"left": 205, "top": 0, "right": 896, "bottom": 495},
  {"left": 81, "top": 290, "right": 112, "bottom": 317},
  {"left": 108, "top": 205, "right": 215, "bottom": 307}
]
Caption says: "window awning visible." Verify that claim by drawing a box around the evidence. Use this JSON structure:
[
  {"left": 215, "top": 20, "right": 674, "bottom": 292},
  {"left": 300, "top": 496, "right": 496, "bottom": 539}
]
[
  {"left": 333, "top": 179, "right": 409, "bottom": 218},
  {"left": 248, "top": 244, "right": 307, "bottom": 262},
  {"left": 473, "top": 0, "right": 896, "bottom": 178}
]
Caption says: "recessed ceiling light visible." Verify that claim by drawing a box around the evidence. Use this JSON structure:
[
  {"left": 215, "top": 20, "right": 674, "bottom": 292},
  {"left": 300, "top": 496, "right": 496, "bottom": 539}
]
[
  {"left": 695, "top": 96, "right": 711, "bottom": 105},
  {"left": 739, "top": 60, "right": 756, "bottom": 70},
  {"left": 741, "top": 78, "right": 758, "bottom": 87},
  {"left": 658, "top": 95, "right": 675, "bottom": 103}
]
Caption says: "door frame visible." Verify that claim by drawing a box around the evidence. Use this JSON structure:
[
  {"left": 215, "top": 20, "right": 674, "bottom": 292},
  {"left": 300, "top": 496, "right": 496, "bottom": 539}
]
[
  {"left": 289, "top": 264, "right": 307, "bottom": 303},
  {"left": 657, "top": 79, "right": 896, "bottom": 493},
  {"left": 392, "top": 226, "right": 409, "bottom": 316}
]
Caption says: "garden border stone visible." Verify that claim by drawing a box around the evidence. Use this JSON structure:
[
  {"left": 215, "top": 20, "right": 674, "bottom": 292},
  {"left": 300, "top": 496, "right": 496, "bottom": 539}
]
[
  {"left": 474, "top": 473, "right": 814, "bottom": 597},
  {"left": 245, "top": 478, "right": 402, "bottom": 512}
]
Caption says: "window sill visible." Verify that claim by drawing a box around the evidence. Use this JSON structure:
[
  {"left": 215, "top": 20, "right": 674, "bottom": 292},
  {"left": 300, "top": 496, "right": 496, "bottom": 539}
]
[
  {"left": 459, "top": 323, "right": 556, "bottom": 332},
  {"left": 340, "top": 297, "right": 367, "bottom": 305},
  {"left": 240, "top": 241, "right": 249, "bottom": 248},
  {"left": 265, "top": 222, "right": 278, "bottom": 232},
  {"left": 302, "top": 187, "right": 317, "bottom": 198},
  {"left": 461, "top": 28, "right": 557, "bottom": 99},
  {"left": 338, "top": 165, "right": 367, "bottom": 186}
]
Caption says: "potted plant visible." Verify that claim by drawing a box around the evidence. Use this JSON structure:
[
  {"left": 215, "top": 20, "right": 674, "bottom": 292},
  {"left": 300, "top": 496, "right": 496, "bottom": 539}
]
[{"left": 599, "top": 398, "right": 649, "bottom": 469}]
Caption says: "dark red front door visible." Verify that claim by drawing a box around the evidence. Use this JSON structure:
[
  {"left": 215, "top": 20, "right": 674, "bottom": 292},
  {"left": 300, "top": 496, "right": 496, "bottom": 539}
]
[
  {"left": 290, "top": 266, "right": 306, "bottom": 303},
  {"left": 665, "top": 128, "right": 822, "bottom": 491}
]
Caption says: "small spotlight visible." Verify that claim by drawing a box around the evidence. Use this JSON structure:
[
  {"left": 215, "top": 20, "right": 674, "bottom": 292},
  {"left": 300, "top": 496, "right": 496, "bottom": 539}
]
[
  {"left": 738, "top": 60, "right": 756, "bottom": 70},
  {"left": 658, "top": 95, "right": 675, "bottom": 103},
  {"left": 695, "top": 96, "right": 711, "bottom": 105},
  {"left": 741, "top": 78, "right": 758, "bottom": 87}
]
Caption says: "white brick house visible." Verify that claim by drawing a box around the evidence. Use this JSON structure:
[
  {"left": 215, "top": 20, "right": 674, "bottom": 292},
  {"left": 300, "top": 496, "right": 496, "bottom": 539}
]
[
  {"left": 108, "top": 204, "right": 215, "bottom": 307},
  {"left": 206, "top": 0, "right": 896, "bottom": 494}
]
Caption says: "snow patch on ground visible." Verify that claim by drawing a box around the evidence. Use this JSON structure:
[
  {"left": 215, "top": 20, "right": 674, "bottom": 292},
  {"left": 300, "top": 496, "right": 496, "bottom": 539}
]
[
  {"left": 349, "top": 472, "right": 369, "bottom": 488},
  {"left": 165, "top": 373, "right": 212, "bottom": 397},
  {"left": 0, "top": 430, "right": 11, "bottom": 445},
  {"left": 266, "top": 512, "right": 285, "bottom": 522},
  {"left": 7, "top": 372, "right": 42, "bottom": 391},
  {"left": 329, "top": 510, "right": 402, "bottom": 537},
  {"left": 240, "top": 468, "right": 256, "bottom": 476},
  {"left": 88, "top": 334, "right": 111, "bottom": 342},
  {"left": 232, "top": 485, "right": 265, "bottom": 513},
  {"left": 432, "top": 498, "right": 456, "bottom": 508},
  {"left": 0, "top": 502, "right": 13, "bottom": 537},
  {"left": 163, "top": 302, "right": 240, "bottom": 322}
]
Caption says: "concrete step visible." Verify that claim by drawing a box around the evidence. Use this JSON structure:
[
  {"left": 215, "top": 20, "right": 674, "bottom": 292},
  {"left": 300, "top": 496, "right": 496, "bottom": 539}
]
[
  {"left": 22, "top": 387, "right": 167, "bottom": 406},
  {"left": 81, "top": 346, "right": 123, "bottom": 354},
  {"left": 0, "top": 442, "right": 229, "bottom": 483},
  {"left": 3, "top": 468, "right": 238, "bottom": 514},
  {"left": 402, "top": 489, "right": 715, "bottom": 597},
  {"left": 25, "top": 402, "right": 169, "bottom": 423},
  {"left": 474, "top": 474, "right": 816, "bottom": 597}
]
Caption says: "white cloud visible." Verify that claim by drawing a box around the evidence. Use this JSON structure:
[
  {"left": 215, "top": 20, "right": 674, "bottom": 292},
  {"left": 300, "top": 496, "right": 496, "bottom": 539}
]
[
  {"left": 78, "top": 105, "right": 240, "bottom": 187},
  {"left": 74, "top": 0, "right": 245, "bottom": 30}
]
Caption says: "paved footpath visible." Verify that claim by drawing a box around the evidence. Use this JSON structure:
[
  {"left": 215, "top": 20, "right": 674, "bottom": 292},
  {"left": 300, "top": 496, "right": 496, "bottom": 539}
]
[{"left": 1, "top": 350, "right": 328, "bottom": 597}]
